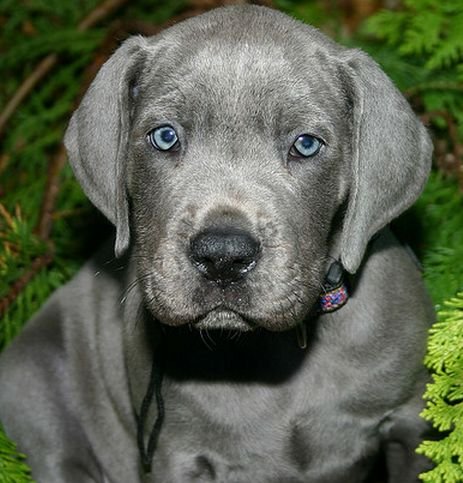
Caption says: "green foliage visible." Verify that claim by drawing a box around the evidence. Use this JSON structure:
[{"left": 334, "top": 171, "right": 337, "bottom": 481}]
[
  {"left": 365, "top": 1, "right": 463, "bottom": 70},
  {"left": 414, "top": 173, "right": 463, "bottom": 306},
  {"left": 275, "top": 0, "right": 333, "bottom": 30},
  {"left": 363, "top": 0, "right": 463, "bottom": 137},
  {"left": 417, "top": 293, "right": 463, "bottom": 483},
  {"left": 0, "top": 423, "right": 33, "bottom": 483},
  {"left": 361, "top": 2, "right": 463, "bottom": 477},
  {"left": 0, "top": 0, "right": 109, "bottom": 346},
  {"left": 408, "top": 175, "right": 463, "bottom": 482}
]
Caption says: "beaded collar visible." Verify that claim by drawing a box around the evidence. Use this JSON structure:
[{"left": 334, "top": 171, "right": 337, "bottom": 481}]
[
  {"left": 296, "top": 261, "right": 349, "bottom": 349},
  {"left": 319, "top": 260, "right": 349, "bottom": 313},
  {"left": 319, "top": 282, "right": 349, "bottom": 313}
]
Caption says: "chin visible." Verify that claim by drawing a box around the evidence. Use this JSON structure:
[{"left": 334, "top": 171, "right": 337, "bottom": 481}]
[{"left": 193, "top": 310, "right": 256, "bottom": 332}]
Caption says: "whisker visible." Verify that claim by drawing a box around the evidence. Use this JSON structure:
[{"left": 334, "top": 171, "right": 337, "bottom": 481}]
[
  {"left": 199, "top": 330, "right": 213, "bottom": 351},
  {"left": 205, "top": 329, "right": 216, "bottom": 347},
  {"left": 121, "top": 272, "right": 155, "bottom": 303}
]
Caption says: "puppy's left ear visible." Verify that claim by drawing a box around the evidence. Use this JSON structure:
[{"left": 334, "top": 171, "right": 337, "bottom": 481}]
[
  {"left": 339, "top": 50, "right": 433, "bottom": 273},
  {"left": 64, "top": 36, "right": 147, "bottom": 257}
]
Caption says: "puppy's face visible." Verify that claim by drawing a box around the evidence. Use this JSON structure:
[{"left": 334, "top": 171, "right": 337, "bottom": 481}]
[
  {"left": 128, "top": 20, "right": 352, "bottom": 331},
  {"left": 65, "top": 7, "right": 431, "bottom": 334}
]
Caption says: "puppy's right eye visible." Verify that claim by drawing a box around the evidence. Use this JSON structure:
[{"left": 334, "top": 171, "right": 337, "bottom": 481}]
[{"left": 147, "top": 125, "right": 179, "bottom": 151}]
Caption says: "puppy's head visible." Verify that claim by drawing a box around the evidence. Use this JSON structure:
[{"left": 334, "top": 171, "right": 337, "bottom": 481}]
[{"left": 65, "top": 6, "right": 432, "bottom": 332}]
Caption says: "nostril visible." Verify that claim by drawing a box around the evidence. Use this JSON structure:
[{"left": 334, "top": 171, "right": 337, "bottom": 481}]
[{"left": 189, "top": 227, "right": 260, "bottom": 283}]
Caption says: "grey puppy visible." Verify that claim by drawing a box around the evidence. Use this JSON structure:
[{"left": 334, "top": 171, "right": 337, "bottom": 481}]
[{"left": 0, "top": 5, "right": 434, "bottom": 483}]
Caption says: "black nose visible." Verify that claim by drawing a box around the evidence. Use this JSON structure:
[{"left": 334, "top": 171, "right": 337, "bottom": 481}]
[{"left": 189, "top": 227, "right": 260, "bottom": 284}]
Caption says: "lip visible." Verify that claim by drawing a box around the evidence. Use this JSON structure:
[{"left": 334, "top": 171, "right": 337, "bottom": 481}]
[{"left": 193, "top": 309, "right": 255, "bottom": 331}]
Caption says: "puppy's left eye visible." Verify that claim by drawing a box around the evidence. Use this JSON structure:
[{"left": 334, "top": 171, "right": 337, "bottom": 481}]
[
  {"left": 148, "top": 125, "right": 179, "bottom": 151},
  {"left": 290, "top": 134, "right": 323, "bottom": 158}
]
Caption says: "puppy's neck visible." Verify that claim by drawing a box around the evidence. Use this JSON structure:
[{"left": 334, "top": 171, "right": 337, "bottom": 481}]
[
  {"left": 156, "top": 323, "right": 308, "bottom": 383},
  {"left": 122, "top": 286, "right": 312, "bottom": 412}
]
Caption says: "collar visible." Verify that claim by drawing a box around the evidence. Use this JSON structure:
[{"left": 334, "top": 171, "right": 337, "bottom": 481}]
[
  {"left": 296, "top": 261, "right": 349, "bottom": 349},
  {"left": 318, "top": 260, "right": 349, "bottom": 313},
  {"left": 319, "top": 282, "right": 349, "bottom": 313}
]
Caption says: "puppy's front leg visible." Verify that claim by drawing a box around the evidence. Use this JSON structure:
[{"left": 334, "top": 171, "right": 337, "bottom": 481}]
[{"left": 380, "top": 391, "right": 433, "bottom": 483}]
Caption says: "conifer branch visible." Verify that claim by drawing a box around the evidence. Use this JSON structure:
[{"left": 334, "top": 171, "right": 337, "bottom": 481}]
[
  {"left": 77, "top": 0, "right": 128, "bottom": 32},
  {"left": 0, "top": 251, "right": 53, "bottom": 318},
  {"left": 0, "top": 54, "right": 59, "bottom": 138},
  {"left": 36, "top": 146, "right": 67, "bottom": 241},
  {"left": 0, "top": 0, "right": 130, "bottom": 137}
]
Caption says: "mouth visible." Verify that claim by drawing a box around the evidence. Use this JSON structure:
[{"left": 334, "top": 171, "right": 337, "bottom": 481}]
[{"left": 194, "top": 309, "right": 256, "bottom": 331}]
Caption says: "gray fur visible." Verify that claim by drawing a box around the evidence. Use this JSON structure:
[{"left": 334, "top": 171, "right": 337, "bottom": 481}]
[{"left": 0, "top": 5, "right": 434, "bottom": 482}]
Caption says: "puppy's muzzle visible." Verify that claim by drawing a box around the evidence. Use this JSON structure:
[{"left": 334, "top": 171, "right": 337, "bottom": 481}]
[{"left": 189, "top": 227, "right": 260, "bottom": 285}]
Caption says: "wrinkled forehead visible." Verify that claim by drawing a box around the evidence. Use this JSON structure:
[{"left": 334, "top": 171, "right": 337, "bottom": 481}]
[{"left": 136, "top": 24, "right": 348, "bottom": 131}]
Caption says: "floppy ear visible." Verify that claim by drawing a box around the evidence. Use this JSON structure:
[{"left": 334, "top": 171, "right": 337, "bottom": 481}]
[
  {"left": 64, "top": 36, "right": 147, "bottom": 257},
  {"left": 339, "top": 50, "right": 433, "bottom": 273}
]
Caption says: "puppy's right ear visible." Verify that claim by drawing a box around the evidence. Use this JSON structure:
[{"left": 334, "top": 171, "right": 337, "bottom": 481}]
[{"left": 64, "top": 36, "right": 147, "bottom": 257}]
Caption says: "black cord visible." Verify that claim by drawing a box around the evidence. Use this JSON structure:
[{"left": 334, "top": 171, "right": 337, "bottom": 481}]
[{"left": 136, "top": 346, "right": 165, "bottom": 474}]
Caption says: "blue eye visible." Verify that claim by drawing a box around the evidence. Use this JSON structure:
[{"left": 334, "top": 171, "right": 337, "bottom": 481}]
[
  {"left": 148, "top": 125, "right": 179, "bottom": 151},
  {"left": 291, "top": 134, "right": 323, "bottom": 158}
]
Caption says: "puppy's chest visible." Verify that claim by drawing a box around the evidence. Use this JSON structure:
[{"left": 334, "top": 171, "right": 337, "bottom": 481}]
[{"left": 147, "top": 379, "right": 380, "bottom": 482}]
